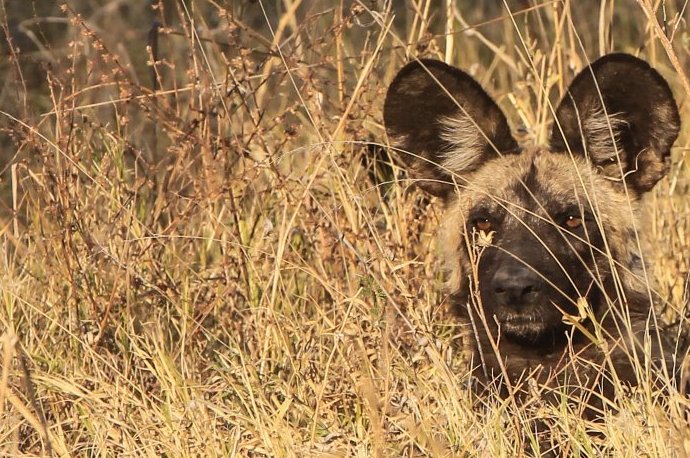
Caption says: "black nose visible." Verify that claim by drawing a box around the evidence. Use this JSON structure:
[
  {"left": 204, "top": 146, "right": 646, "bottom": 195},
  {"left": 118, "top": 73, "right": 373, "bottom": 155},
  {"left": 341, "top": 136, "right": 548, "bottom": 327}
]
[{"left": 491, "top": 265, "right": 543, "bottom": 309}]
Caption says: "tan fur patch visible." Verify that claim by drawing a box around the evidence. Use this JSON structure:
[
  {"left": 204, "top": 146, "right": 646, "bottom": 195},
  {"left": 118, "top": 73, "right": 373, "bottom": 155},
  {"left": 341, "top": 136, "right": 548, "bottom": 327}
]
[
  {"left": 581, "top": 106, "right": 628, "bottom": 162},
  {"left": 438, "top": 113, "right": 484, "bottom": 173}
]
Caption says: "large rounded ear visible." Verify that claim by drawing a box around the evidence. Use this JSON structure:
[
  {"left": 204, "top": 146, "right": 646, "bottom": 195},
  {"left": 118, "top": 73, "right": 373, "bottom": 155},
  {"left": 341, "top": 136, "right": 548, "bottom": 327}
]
[
  {"left": 383, "top": 59, "right": 518, "bottom": 199},
  {"left": 550, "top": 53, "right": 680, "bottom": 194}
]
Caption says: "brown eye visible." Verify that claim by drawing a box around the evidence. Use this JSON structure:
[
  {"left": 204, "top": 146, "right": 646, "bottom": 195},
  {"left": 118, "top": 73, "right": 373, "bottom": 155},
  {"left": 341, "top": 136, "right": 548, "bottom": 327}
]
[
  {"left": 474, "top": 218, "right": 493, "bottom": 232},
  {"left": 565, "top": 215, "right": 583, "bottom": 229}
]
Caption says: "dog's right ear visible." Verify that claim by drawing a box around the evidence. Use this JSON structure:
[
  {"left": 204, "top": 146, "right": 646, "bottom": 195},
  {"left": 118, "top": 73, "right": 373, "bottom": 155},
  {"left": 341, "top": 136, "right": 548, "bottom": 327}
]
[{"left": 383, "top": 59, "right": 518, "bottom": 199}]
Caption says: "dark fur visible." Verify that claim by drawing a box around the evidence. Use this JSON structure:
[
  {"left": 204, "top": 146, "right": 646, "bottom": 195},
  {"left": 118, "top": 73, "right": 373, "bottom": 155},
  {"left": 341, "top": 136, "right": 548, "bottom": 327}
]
[{"left": 383, "top": 54, "right": 682, "bottom": 404}]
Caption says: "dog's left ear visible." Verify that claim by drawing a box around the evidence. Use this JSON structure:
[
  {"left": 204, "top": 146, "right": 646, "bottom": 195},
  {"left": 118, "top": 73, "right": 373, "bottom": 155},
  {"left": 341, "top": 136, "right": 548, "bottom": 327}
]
[{"left": 550, "top": 53, "right": 680, "bottom": 194}]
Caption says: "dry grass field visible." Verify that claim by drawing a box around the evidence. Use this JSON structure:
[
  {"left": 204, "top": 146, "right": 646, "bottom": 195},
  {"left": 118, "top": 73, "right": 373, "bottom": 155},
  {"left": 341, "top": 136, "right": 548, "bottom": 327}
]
[{"left": 1, "top": 1, "right": 690, "bottom": 456}]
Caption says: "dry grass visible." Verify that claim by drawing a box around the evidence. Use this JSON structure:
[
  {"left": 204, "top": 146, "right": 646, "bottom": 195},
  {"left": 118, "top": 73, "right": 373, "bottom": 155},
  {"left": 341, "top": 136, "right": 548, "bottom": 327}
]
[{"left": 0, "top": 1, "right": 689, "bottom": 456}]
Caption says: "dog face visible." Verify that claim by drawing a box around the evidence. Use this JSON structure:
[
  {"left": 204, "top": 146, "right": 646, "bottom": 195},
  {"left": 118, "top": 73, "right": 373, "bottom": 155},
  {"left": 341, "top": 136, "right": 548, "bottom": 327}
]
[
  {"left": 383, "top": 55, "right": 679, "bottom": 368},
  {"left": 449, "top": 149, "right": 614, "bottom": 346}
]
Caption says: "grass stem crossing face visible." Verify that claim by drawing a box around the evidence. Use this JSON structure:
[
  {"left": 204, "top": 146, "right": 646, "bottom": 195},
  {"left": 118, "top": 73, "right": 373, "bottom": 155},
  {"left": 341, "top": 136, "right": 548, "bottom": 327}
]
[{"left": 383, "top": 54, "right": 681, "bottom": 391}]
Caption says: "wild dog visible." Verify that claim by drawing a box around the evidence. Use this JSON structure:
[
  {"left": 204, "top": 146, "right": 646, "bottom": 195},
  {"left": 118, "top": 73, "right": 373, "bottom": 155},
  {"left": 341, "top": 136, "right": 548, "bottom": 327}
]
[{"left": 383, "top": 54, "right": 681, "bottom": 403}]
